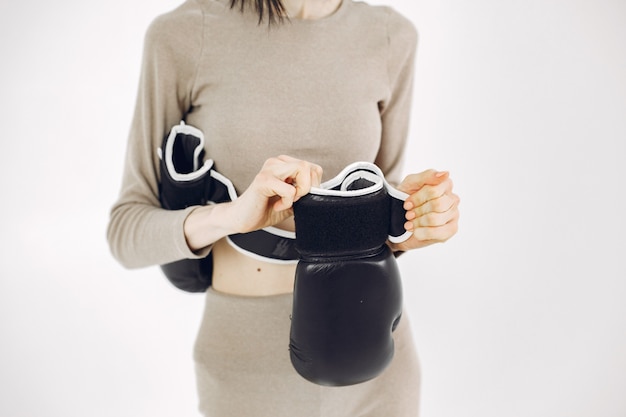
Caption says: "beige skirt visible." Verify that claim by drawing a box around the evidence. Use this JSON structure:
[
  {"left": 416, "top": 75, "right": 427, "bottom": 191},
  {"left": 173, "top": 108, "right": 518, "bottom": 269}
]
[{"left": 193, "top": 287, "right": 421, "bottom": 417}]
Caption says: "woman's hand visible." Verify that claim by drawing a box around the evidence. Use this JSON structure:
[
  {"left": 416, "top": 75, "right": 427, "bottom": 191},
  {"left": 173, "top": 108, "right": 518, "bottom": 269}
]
[
  {"left": 230, "top": 155, "right": 323, "bottom": 234},
  {"left": 391, "top": 169, "right": 460, "bottom": 252},
  {"left": 184, "top": 155, "right": 322, "bottom": 251}
]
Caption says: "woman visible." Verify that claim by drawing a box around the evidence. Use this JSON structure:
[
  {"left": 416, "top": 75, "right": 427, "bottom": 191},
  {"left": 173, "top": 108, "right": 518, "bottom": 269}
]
[{"left": 107, "top": 0, "right": 460, "bottom": 415}]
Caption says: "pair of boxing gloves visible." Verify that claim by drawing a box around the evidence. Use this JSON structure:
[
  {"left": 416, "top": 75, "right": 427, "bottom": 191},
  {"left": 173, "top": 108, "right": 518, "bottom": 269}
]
[{"left": 158, "top": 122, "right": 412, "bottom": 386}]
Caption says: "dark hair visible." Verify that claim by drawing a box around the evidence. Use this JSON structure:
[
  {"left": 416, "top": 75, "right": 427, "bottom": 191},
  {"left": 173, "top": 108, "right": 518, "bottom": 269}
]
[{"left": 229, "top": 0, "right": 287, "bottom": 25}]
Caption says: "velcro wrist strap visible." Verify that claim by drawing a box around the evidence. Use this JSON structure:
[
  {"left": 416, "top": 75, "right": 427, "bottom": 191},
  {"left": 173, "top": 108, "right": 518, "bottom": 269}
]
[
  {"left": 294, "top": 187, "right": 390, "bottom": 257},
  {"left": 293, "top": 162, "right": 412, "bottom": 258}
]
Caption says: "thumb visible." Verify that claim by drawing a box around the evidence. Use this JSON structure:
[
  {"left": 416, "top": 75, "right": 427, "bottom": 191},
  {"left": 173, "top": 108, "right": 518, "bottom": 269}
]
[{"left": 397, "top": 169, "right": 449, "bottom": 194}]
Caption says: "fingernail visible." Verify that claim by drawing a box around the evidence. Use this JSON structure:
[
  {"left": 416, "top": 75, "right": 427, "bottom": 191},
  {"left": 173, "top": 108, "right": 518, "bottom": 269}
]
[
  {"left": 404, "top": 201, "right": 414, "bottom": 210},
  {"left": 435, "top": 171, "right": 448, "bottom": 178}
]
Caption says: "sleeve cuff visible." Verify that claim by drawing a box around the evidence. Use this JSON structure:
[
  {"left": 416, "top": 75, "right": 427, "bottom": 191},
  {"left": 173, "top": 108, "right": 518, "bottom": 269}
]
[{"left": 173, "top": 206, "right": 213, "bottom": 260}]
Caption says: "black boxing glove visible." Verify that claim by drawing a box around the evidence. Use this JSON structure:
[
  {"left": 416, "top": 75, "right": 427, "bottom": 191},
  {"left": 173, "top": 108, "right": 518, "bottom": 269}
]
[
  {"left": 157, "top": 122, "right": 235, "bottom": 292},
  {"left": 289, "top": 162, "right": 412, "bottom": 386}
]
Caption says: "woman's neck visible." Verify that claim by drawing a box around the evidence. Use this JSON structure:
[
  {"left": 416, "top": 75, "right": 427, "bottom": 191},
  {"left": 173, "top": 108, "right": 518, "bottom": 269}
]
[{"left": 281, "top": 0, "right": 342, "bottom": 20}]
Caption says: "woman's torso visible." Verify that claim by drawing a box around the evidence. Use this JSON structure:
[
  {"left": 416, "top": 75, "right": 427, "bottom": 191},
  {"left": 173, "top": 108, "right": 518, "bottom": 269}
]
[{"left": 177, "top": 0, "right": 413, "bottom": 296}]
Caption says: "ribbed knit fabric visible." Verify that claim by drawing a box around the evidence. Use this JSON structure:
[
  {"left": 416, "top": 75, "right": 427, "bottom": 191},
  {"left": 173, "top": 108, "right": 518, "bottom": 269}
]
[
  {"left": 106, "top": 0, "right": 417, "bottom": 268},
  {"left": 194, "top": 288, "right": 420, "bottom": 416}
]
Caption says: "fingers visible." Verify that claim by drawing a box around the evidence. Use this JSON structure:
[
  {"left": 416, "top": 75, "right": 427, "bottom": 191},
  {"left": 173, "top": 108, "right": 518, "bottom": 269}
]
[
  {"left": 397, "top": 169, "right": 449, "bottom": 194},
  {"left": 405, "top": 188, "right": 459, "bottom": 223},
  {"left": 407, "top": 217, "right": 459, "bottom": 243},
  {"left": 392, "top": 213, "right": 459, "bottom": 252},
  {"left": 399, "top": 169, "right": 460, "bottom": 247},
  {"left": 405, "top": 191, "right": 459, "bottom": 221},
  {"left": 281, "top": 156, "right": 323, "bottom": 201},
  {"left": 258, "top": 155, "right": 323, "bottom": 211},
  {"left": 403, "top": 175, "right": 454, "bottom": 211},
  {"left": 405, "top": 196, "right": 459, "bottom": 228}
]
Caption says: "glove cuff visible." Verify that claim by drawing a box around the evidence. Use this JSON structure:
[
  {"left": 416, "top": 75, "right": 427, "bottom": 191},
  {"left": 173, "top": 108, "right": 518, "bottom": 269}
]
[
  {"left": 294, "top": 162, "right": 411, "bottom": 258},
  {"left": 158, "top": 121, "right": 237, "bottom": 210}
]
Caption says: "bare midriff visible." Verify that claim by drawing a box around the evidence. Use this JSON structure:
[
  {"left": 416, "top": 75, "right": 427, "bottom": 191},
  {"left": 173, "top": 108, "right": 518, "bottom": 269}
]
[{"left": 211, "top": 219, "right": 298, "bottom": 297}]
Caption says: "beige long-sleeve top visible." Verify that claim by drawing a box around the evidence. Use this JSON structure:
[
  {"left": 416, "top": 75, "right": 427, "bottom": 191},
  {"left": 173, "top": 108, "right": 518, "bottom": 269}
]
[{"left": 107, "top": 0, "right": 417, "bottom": 269}]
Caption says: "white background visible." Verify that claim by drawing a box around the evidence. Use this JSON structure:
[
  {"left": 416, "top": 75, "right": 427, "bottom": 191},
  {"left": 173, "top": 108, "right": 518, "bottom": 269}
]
[{"left": 1, "top": 0, "right": 624, "bottom": 416}]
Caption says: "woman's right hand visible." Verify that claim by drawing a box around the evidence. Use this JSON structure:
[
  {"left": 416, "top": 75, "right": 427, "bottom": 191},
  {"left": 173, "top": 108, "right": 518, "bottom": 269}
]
[
  {"left": 230, "top": 155, "right": 323, "bottom": 233},
  {"left": 183, "top": 155, "right": 323, "bottom": 251}
]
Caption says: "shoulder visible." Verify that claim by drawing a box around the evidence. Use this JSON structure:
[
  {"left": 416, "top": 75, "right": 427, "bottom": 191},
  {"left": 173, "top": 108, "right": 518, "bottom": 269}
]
[
  {"left": 349, "top": 1, "right": 417, "bottom": 48},
  {"left": 143, "top": 0, "right": 231, "bottom": 50},
  {"left": 145, "top": 1, "right": 204, "bottom": 46},
  {"left": 385, "top": 7, "right": 418, "bottom": 50},
  {"left": 143, "top": 0, "right": 234, "bottom": 54}
]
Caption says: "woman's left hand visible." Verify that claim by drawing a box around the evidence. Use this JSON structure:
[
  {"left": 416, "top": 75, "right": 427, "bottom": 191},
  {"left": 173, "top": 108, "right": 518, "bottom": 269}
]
[{"left": 391, "top": 169, "right": 460, "bottom": 252}]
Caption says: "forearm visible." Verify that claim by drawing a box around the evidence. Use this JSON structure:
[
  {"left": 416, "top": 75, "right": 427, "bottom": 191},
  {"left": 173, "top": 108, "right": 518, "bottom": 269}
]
[
  {"left": 183, "top": 202, "right": 240, "bottom": 252},
  {"left": 107, "top": 202, "right": 208, "bottom": 269},
  {"left": 108, "top": 199, "right": 241, "bottom": 269}
]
